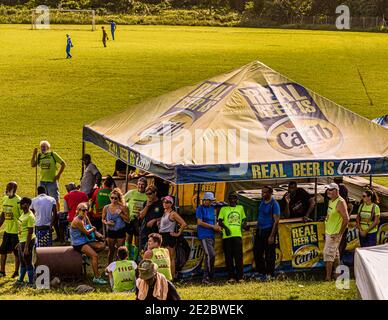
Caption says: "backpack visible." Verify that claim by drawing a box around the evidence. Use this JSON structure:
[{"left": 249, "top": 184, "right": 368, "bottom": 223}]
[
  {"left": 37, "top": 152, "right": 57, "bottom": 165},
  {"left": 175, "top": 234, "right": 190, "bottom": 272},
  {"left": 357, "top": 203, "right": 377, "bottom": 221}
]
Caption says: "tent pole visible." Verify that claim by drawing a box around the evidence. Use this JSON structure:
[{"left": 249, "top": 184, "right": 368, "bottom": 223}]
[
  {"left": 196, "top": 183, "right": 201, "bottom": 209},
  {"left": 314, "top": 177, "right": 318, "bottom": 221},
  {"left": 81, "top": 141, "right": 85, "bottom": 177},
  {"left": 125, "top": 164, "right": 129, "bottom": 193},
  {"left": 369, "top": 175, "right": 373, "bottom": 188},
  {"left": 176, "top": 184, "right": 179, "bottom": 213}
]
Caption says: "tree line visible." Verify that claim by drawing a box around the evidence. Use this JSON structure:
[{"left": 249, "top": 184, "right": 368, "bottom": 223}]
[{"left": 1, "top": 0, "right": 388, "bottom": 17}]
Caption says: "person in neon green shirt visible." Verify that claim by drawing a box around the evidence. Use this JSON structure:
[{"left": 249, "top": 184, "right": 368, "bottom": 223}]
[
  {"left": 218, "top": 192, "right": 249, "bottom": 283},
  {"left": 124, "top": 177, "right": 147, "bottom": 260},
  {"left": 324, "top": 183, "right": 349, "bottom": 282},
  {"left": 106, "top": 246, "right": 137, "bottom": 292},
  {"left": 31, "top": 141, "right": 66, "bottom": 210},
  {"left": 0, "top": 182, "right": 21, "bottom": 278},
  {"left": 16, "top": 197, "right": 36, "bottom": 286},
  {"left": 143, "top": 233, "right": 172, "bottom": 281},
  {"left": 356, "top": 189, "right": 381, "bottom": 247}
]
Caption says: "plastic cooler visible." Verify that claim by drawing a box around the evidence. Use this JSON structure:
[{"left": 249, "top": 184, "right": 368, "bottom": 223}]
[{"left": 236, "top": 187, "right": 287, "bottom": 221}]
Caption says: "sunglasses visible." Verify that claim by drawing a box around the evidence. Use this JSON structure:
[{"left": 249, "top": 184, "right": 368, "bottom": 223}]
[
  {"left": 79, "top": 208, "right": 88, "bottom": 212},
  {"left": 110, "top": 196, "right": 118, "bottom": 200},
  {"left": 146, "top": 192, "right": 154, "bottom": 196},
  {"left": 327, "top": 188, "right": 335, "bottom": 191},
  {"left": 163, "top": 200, "right": 172, "bottom": 204},
  {"left": 362, "top": 194, "right": 369, "bottom": 198}
]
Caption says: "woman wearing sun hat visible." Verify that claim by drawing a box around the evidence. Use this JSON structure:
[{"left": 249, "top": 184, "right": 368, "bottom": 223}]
[{"left": 158, "top": 195, "right": 187, "bottom": 279}]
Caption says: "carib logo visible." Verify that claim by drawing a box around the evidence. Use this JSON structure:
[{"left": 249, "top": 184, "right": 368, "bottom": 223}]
[
  {"left": 239, "top": 82, "right": 343, "bottom": 156},
  {"left": 132, "top": 81, "right": 235, "bottom": 145},
  {"left": 290, "top": 224, "right": 320, "bottom": 268}
]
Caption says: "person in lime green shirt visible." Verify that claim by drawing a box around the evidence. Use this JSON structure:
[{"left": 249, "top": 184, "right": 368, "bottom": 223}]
[
  {"left": 16, "top": 197, "right": 36, "bottom": 286},
  {"left": 324, "top": 183, "right": 349, "bottom": 282},
  {"left": 356, "top": 189, "right": 381, "bottom": 247},
  {"left": 0, "top": 182, "right": 21, "bottom": 278},
  {"left": 218, "top": 192, "right": 249, "bottom": 283},
  {"left": 124, "top": 177, "right": 148, "bottom": 260},
  {"left": 31, "top": 140, "right": 66, "bottom": 207},
  {"left": 106, "top": 246, "right": 137, "bottom": 292},
  {"left": 143, "top": 233, "right": 172, "bottom": 281}
]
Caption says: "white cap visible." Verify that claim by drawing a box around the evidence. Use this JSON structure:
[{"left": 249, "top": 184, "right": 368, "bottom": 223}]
[{"left": 327, "top": 183, "right": 339, "bottom": 190}]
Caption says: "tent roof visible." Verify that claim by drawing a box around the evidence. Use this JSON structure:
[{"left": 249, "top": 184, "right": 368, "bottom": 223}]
[{"left": 83, "top": 61, "right": 388, "bottom": 184}]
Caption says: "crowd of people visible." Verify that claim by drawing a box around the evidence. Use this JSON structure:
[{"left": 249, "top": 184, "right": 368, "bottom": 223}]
[{"left": 0, "top": 140, "right": 383, "bottom": 299}]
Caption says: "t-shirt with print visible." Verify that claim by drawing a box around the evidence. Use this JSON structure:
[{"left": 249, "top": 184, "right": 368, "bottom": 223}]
[
  {"left": 19, "top": 210, "right": 36, "bottom": 243},
  {"left": 218, "top": 205, "right": 246, "bottom": 239},
  {"left": 38, "top": 151, "right": 65, "bottom": 182},
  {"left": 2, "top": 195, "right": 21, "bottom": 234},
  {"left": 125, "top": 189, "right": 147, "bottom": 221}
]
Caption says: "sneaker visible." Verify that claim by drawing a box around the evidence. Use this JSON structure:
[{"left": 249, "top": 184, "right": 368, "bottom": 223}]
[
  {"left": 27, "top": 283, "right": 36, "bottom": 289},
  {"left": 255, "top": 274, "right": 268, "bottom": 282},
  {"left": 11, "top": 271, "right": 19, "bottom": 279},
  {"left": 92, "top": 277, "right": 108, "bottom": 285},
  {"left": 202, "top": 278, "right": 212, "bottom": 285},
  {"left": 0, "top": 272, "right": 6, "bottom": 278},
  {"left": 13, "top": 280, "right": 24, "bottom": 288},
  {"left": 227, "top": 278, "right": 236, "bottom": 284}
]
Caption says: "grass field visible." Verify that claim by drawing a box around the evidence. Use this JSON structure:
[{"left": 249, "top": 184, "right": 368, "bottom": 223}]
[
  {"left": 0, "top": 24, "right": 386, "bottom": 299},
  {"left": 0, "top": 250, "right": 359, "bottom": 300}
]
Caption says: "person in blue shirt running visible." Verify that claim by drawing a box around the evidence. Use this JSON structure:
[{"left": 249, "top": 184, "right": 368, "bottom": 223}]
[
  {"left": 196, "top": 192, "right": 221, "bottom": 284},
  {"left": 109, "top": 21, "right": 117, "bottom": 40},
  {"left": 253, "top": 186, "right": 280, "bottom": 280},
  {"left": 66, "top": 34, "right": 73, "bottom": 59}
]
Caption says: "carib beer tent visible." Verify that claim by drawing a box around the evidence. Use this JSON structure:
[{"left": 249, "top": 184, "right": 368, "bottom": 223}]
[{"left": 82, "top": 61, "right": 388, "bottom": 184}]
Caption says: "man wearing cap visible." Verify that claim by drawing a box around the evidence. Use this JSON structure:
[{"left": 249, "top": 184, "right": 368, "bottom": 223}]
[
  {"left": 124, "top": 177, "right": 148, "bottom": 260},
  {"left": 218, "top": 192, "right": 249, "bottom": 283},
  {"left": 324, "top": 183, "right": 349, "bottom": 281},
  {"left": 136, "top": 259, "right": 181, "bottom": 300},
  {"left": 196, "top": 192, "right": 221, "bottom": 284},
  {"left": 80, "top": 154, "right": 102, "bottom": 199}
]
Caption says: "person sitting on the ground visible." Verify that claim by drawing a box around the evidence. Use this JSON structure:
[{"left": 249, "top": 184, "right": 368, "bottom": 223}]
[
  {"left": 105, "top": 246, "right": 137, "bottom": 293},
  {"left": 143, "top": 233, "right": 172, "bottom": 281},
  {"left": 31, "top": 186, "right": 57, "bottom": 247},
  {"left": 282, "top": 181, "right": 315, "bottom": 221},
  {"left": 15, "top": 197, "right": 36, "bottom": 287},
  {"left": 136, "top": 259, "right": 180, "bottom": 301},
  {"left": 70, "top": 202, "right": 107, "bottom": 285},
  {"left": 90, "top": 175, "right": 115, "bottom": 232}
]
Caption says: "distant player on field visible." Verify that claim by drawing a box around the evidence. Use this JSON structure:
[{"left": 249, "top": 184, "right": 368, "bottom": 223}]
[
  {"left": 110, "top": 21, "right": 117, "bottom": 41},
  {"left": 66, "top": 34, "right": 73, "bottom": 59},
  {"left": 102, "top": 26, "right": 108, "bottom": 47}
]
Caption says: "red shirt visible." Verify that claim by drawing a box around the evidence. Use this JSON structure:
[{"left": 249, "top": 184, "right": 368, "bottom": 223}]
[{"left": 64, "top": 190, "right": 88, "bottom": 222}]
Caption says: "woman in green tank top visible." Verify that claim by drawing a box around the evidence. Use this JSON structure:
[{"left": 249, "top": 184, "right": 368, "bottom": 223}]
[{"left": 356, "top": 189, "right": 380, "bottom": 247}]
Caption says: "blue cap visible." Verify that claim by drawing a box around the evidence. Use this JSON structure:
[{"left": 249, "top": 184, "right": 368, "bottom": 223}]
[{"left": 203, "top": 192, "right": 215, "bottom": 201}]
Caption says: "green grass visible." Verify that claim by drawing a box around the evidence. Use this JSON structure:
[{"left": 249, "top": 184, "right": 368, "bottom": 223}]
[
  {"left": 0, "top": 250, "right": 359, "bottom": 300},
  {"left": 0, "top": 24, "right": 386, "bottom": 299},
  {"left": 0, "top": 24, "right": 387, "bottom": 200}
]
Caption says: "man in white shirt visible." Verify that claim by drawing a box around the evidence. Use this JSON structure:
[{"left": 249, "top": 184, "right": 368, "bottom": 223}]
[
  {"left": 80, "top": 154, "right": 102, "bottom": 198},
  {"left": 31, "top": 186, "right": 57, "bottom": 247}
]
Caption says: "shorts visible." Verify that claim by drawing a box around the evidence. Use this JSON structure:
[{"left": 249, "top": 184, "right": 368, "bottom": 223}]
[
  {"left": 73, "top": 243, "right": 87, "bottom": 253},
  {"left": 107, "top": 228, "right": 126, "bottom": 240},
  {"left": 0, "top": 232, "right": 19, "bottom": 254},
  {"left": 40, "top": 181, "right": 59, "bottom": 202},
  {"left": 125, "top": 219, "right": 139, "bottom": 237},
  {"left": 161, "top": 232, "right": 177, "bottom": 248},
  {"left": 323, "top": 233, "right": 342, "bottom": 262}
]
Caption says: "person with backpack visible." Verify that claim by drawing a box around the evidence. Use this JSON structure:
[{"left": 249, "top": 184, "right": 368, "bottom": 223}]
[
  {"left": 356, "top": 189, "right": 381, "bottom": 247},
  {"left": 31, "top": 141, "right": 66, "bottom": 212},
  {"left": 196, "top": 192, "right": 221, "bottom": 284},
  {"left": 253, "top": 186, "right": 280, "bottom": 281}
]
